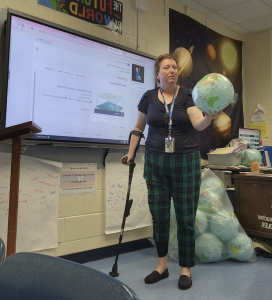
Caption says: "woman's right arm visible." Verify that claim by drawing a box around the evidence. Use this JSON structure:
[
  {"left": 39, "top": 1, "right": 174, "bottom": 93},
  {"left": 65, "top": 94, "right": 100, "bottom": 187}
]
[{"left": 123, "top": 111, "right": 147, "bottom": 165}]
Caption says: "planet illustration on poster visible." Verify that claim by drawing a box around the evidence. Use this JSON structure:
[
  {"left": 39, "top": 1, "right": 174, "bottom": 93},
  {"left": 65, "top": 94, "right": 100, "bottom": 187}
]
[
  {"left": 213, "top": 112, "right": 232, "bottom": 146},
  {"left": 192, "top": 73, "right": 234, "bottom": 113},
  {"left": 206, "top": 44, "right": 216, "bottom": 60},
  {"left": 173, "top": 46, "right": 194, "bottom": 77}
]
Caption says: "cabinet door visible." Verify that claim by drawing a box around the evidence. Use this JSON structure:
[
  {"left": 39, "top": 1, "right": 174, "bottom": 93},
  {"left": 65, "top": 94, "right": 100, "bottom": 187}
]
[{"left": 235, "top": 177, "right": 272, "bottom": 239}]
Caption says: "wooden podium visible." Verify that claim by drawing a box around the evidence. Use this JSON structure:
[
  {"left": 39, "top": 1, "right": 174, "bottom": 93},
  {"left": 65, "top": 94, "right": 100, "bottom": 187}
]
[{"left": 0, "top": 121, "right": 41, "bottom": 257}]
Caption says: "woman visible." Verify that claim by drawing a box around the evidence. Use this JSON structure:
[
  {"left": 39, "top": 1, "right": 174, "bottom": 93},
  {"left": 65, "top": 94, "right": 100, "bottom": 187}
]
[{"left": 123, "top": 53, "right": 221, "bottom": 290}]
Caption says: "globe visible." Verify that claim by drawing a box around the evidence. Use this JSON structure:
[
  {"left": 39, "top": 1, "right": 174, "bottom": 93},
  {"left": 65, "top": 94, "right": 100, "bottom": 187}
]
[
  {"left": 195, "top": 233, "right": 223, "bottom": 263},
  {"left": 220, "top": 243, "right": 230, "bottom": 260},
  {"left": 200, "top": 178, "right": 226, "bottom": 202},
  {"left": 195, "top": 209, "right": 208, "bottom": 235},
  {"left": 198, "top": 190, "right": 222, "bottom": 215},
  {"left": 170, "top": 199, "right": 177, "bottom": 230},
  {"left": 210, "top": 210, "right": 239, "bottom": 241},
  {"left": 168, "top": 227, "right": 179, "bottom": 261},
  {"left": 192, "top": 73, "right": 234, "bottom": 113},
  {"left": 201, "top": 177, "right": 224, "bottom": 189},
  {"left": 241, "top": 149, "right": 262, "bottom": 167},
  {"left": 226, "top": 233, "right": 255, "bottom": 261}
]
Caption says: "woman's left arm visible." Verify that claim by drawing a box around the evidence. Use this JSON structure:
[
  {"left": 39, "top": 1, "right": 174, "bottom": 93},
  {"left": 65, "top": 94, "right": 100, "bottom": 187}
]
[{"left": 187, "top": 106, "right": 222, "bottom": 131}]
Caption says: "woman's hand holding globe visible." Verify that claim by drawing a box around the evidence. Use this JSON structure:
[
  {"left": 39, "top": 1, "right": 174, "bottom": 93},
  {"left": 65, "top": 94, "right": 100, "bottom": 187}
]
[
  {"left": 203, "top": 110, "right": 223, "bottom": 121},
  {"left": 192, "top": 73, "right": 235, "bottom": 114}
]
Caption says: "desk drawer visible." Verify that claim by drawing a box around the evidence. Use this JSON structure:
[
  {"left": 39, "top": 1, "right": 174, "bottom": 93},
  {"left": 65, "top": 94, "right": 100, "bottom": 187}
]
[{"left": 234, "top": 176, "right": 272, "bottom": 239}]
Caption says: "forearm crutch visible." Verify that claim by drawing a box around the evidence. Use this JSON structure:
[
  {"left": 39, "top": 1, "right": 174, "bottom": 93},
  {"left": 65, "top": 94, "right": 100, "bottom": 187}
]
[{"left": 109, "top": 131, "right": 144, "bottom": 277}]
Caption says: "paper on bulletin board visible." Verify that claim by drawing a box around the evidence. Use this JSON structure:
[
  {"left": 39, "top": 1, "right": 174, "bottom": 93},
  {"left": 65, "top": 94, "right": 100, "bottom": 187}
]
[
  {"left": 0, "top": 153, "right": 62, "bottom": 252},
  {"left": 105, "top": 152, "right": 152, "bottom": 234},
  {"left": 249, "top": 122, "right": 268, "bottom": 137},
  {"left": 59, "top": 163, "right": 97, "bottom": 195}
]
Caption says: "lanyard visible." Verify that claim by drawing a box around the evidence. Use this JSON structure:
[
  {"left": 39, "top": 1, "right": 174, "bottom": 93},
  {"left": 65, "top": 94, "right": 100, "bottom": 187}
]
[{"left": 160, "top": 85, "right": 177, "bottom": 137}]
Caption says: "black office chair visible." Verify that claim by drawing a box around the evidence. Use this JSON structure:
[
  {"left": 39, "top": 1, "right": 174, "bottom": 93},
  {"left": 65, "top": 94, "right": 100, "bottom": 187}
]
[
  {"left": 0, "top": 238, "right": 5, "bottom": 264},
  {"left": 0, "top": 252, "right": 140, "bottom": 300}
]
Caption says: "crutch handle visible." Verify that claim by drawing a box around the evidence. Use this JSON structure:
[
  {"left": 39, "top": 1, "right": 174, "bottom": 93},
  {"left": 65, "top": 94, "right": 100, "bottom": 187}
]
[
  {"left": 122, "top": 156, "right": 128, "bottom": 164},
  {"left": 122, "top": 156, "right": 134, "bottom": 165}
]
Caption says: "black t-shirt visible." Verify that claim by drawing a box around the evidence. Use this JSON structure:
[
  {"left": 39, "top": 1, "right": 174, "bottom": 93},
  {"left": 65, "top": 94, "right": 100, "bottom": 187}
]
[{"left": 138, "top": 87, "right": 199, "bottom": 154}]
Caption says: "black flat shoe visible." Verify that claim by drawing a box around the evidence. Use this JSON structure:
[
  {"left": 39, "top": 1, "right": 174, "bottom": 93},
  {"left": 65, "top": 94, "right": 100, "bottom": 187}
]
[
  {"left": 144, "top": 268, "right": 169, "bottom": 284},
  {"left": 178, "top": 275, "right": 192, "bottom": 290}
]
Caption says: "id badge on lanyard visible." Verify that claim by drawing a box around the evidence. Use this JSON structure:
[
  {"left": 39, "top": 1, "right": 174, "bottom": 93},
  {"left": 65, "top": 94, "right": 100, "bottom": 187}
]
[
  {"left": 160, "top": 86, "right": 176, "bottom": 153},
  {"left": 165, "top": 136, "right": 175, "bottom": 153}
]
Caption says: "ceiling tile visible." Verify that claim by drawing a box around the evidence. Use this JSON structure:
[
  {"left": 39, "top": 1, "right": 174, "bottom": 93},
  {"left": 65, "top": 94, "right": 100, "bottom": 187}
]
[
  {"left": 176, "top": 0, "right": 212, "bottom": 14},
  {"left": 230, "top": 24, "right": 250, "bottom": 34},
  {"left": 194, "top": 0, "right": 249, "bottom": 12},
  {"left": 263, "top": 0, "right": 272, "bottom": 8},
  {"left": 171, "top": 0, "right": 272, "bottom": 34},
  {"left": 216, "top": 0, "right": 272, "bottom": 23},
  {"left": 207, "top": 12, "right": 234, "bottom": 26},
  {"left": 239, "top": 15, "right": 272, "bottom": 31}
]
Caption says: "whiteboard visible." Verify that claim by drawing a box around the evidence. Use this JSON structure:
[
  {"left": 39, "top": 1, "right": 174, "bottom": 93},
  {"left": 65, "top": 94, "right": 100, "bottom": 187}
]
[
  {"left": 105, "top": 152, "right": 151, "bottom": 234},
  {"left": 0, "top": 153, "right": 62, "bottom": 252}
]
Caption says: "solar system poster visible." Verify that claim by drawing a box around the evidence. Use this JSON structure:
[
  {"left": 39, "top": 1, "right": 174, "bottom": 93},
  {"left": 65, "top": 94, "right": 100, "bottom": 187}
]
[
  {"left": 169, "top": 9, "right": 243, "bottom": 159},
  {"left": 38, "top": 0, "right": 123, "bottom": 33}
]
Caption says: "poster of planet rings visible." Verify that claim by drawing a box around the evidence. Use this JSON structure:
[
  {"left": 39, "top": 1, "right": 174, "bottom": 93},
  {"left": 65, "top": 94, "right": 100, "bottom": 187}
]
[{"left": 169, "top": 9, "right": 243, "bottom": 158}]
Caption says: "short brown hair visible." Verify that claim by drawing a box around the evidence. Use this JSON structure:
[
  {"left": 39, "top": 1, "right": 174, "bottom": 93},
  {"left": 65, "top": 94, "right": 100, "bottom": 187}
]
[{"left": 154, "top": 53, "right": 178, "bottom": 84}]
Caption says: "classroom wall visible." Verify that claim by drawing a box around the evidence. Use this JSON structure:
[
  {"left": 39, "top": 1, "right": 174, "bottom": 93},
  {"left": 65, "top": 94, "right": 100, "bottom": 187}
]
[
  {"left": 0, "top": 0, "right": 269, "bottom": 257},
  {"left": 243, "top": 29, "right": 272, "bottom": 145}
]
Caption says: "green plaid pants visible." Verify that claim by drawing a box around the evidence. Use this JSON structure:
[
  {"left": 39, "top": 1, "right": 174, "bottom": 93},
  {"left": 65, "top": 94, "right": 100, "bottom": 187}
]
[{"left": 144, "top": 149, "right": 201, "bottom": 267}]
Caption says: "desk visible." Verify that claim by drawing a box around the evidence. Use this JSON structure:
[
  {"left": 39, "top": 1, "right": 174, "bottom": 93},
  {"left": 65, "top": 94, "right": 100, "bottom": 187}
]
[
  {"left": 208, "top": 165, "right": 272, "bottom": 174},
  {"left": 234, "top": 174, "right": 272, "bottom": 239}
]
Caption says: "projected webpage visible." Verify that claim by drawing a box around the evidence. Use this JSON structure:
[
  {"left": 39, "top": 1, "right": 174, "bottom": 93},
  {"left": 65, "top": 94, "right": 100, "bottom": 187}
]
[{"left": 5, "top": 15, "right": 155, "bottom": 145}]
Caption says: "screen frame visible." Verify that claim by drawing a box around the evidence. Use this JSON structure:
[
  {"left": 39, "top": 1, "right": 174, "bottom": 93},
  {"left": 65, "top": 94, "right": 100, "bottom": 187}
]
[
  {"left": 238, "top": 128, "right": 260, "bottom": 149},
  {"left": 1, "top": 9, "right": 156, "bottom": 149}
]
